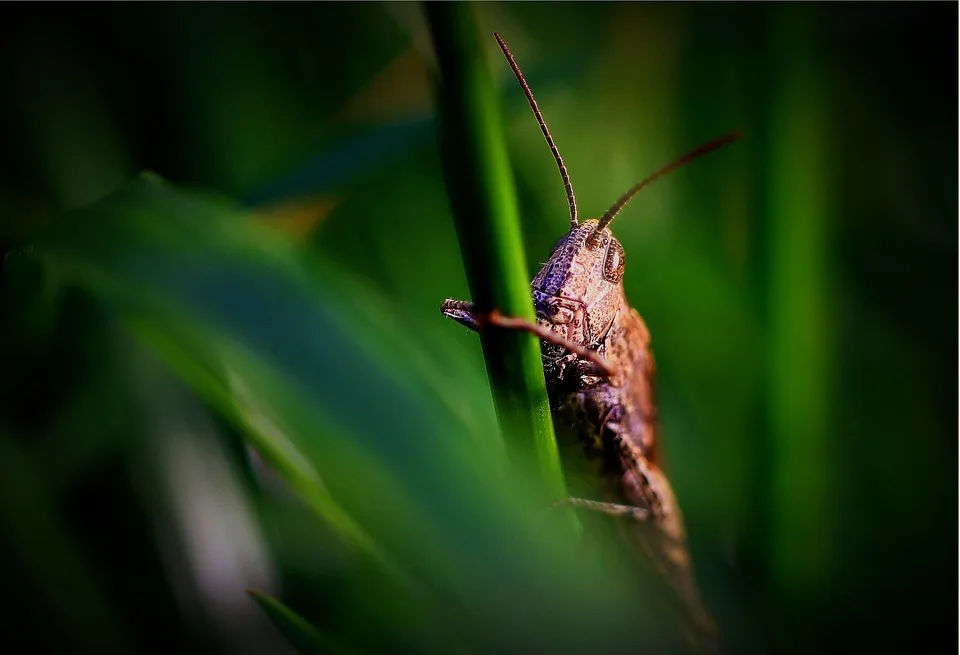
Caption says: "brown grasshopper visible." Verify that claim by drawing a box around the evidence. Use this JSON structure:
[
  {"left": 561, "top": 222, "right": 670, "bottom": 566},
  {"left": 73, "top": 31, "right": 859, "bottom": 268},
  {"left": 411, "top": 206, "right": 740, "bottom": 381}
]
[{"left": 441, "top": 33, "right": 739, "bottom": 652}]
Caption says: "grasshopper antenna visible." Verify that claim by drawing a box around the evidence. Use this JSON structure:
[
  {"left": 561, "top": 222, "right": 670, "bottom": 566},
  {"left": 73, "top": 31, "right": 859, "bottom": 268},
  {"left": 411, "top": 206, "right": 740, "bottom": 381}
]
[
  {"left": 590, "top": 130, "right": 742, "bottom": 244},
  {"left": 495, "top": 32, "right": 578, "bottom": 228}
]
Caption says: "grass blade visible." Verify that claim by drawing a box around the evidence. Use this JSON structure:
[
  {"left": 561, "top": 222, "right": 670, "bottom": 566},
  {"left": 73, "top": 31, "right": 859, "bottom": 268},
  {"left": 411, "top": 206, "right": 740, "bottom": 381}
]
[
  {"left": 424, "top": 3, "right": 568, "bottom": 506},
  {"left": 247, "top": 589, "right": 352, "bottom": 655}
]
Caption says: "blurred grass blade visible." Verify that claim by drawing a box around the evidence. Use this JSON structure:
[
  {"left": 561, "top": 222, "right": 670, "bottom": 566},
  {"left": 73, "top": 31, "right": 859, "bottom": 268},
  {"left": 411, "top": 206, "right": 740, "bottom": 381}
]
[
  {"left": 765, "top": 7, "right": 835, "bottom": 601},
  {"left": 424, "top": 3, "right": 567, "bottom": 504},
  {"left": 247, "top": 589, "right": 351, "bottom": 655},
  {"left": 28, "top": 174, "right": 427, "bottom": 595},
  {"left": 125, "top": 314, "right": 393, "bottom": 578},
  {"left": 29, "top": 172, "right": 679, "bottom": 653}
]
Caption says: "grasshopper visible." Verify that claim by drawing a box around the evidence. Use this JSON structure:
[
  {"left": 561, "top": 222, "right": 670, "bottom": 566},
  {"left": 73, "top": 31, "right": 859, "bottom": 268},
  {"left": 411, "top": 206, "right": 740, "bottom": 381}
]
[{"left": 441, "top": 33, "right": 739, "bottom": 652}]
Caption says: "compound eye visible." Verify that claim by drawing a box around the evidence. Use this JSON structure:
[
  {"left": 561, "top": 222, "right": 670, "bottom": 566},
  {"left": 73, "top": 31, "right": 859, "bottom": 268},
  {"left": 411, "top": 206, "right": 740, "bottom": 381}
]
[{"left": 603, "top": 240, "right": 625, "bottom": 282}]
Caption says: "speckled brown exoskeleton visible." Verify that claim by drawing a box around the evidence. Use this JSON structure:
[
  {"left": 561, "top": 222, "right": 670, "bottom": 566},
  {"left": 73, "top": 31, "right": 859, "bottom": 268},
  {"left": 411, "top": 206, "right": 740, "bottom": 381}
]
[{"left": 441, "top": 33, "right": 739, "bottom": 653}]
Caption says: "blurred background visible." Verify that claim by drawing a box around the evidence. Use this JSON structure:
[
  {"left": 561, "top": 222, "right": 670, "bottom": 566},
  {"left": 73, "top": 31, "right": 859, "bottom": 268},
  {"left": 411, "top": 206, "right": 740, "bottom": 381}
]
[{"left": 0, "top": 3, "right": 955, "bottom": 654}]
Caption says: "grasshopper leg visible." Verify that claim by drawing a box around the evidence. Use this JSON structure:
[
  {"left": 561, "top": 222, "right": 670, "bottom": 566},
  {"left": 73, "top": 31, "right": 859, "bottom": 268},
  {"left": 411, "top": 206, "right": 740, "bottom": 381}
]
[
  {"left": 551, "top": 496, "right": 651, "bottom": 522},
  {"left": 440, "top": 298, "right": 482, "bottom": 331},
  {"left": 440, "top": 299, "right": 615, "bottom": 377}
]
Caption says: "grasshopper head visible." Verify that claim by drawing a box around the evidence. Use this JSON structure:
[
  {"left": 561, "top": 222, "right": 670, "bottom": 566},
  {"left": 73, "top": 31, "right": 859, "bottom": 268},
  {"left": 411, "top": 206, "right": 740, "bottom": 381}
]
[
  {"left": 531, "top": 220, "right": 626, "bottom": 349},
  {"left": 492, "top": 32, "right": 738, "bottom": 353}
]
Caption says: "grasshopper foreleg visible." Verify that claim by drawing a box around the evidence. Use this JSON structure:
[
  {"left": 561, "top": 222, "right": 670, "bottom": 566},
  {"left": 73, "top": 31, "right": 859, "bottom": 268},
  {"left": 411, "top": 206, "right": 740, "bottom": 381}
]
[
  {"left": 440, "top": 299, "right": 616, "bottom": 377},
  {"left": 439, "top": 298, "right": 482, "bottom": 331}
]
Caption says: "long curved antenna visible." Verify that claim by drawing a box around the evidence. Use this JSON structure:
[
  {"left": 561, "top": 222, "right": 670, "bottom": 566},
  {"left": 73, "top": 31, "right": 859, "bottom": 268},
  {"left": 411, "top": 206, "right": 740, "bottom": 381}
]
[
  {"left": 494, "top": 32, "right": 578, "bottom": 228},
  {"left": 590, "top": 131, "right": 742, "bottom": 244}
]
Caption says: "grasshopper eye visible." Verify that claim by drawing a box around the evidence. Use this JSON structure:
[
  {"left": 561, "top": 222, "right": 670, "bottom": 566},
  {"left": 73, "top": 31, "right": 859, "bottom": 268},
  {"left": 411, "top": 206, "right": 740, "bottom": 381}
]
[{"left": 603, "top": 240, "right": 625, "bottom": 282}]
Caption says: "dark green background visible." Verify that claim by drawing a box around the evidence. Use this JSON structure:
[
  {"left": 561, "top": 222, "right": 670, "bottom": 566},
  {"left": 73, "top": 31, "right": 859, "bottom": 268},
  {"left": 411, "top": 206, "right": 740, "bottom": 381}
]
[{"left": 0, "top": 3, "right": 955, "bottom": 654}]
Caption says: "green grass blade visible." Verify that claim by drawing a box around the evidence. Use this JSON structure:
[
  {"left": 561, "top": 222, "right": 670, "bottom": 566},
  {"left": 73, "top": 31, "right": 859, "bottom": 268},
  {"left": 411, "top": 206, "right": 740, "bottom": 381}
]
[
  {"left": 424, "top": 3, "right": 567, "bottom": 505},
  {"left": 247, "top": 589, "right": 352, "bottom": 655},
  {"left": 765, "top": 8, "right": 835, "bottom": 599}
]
